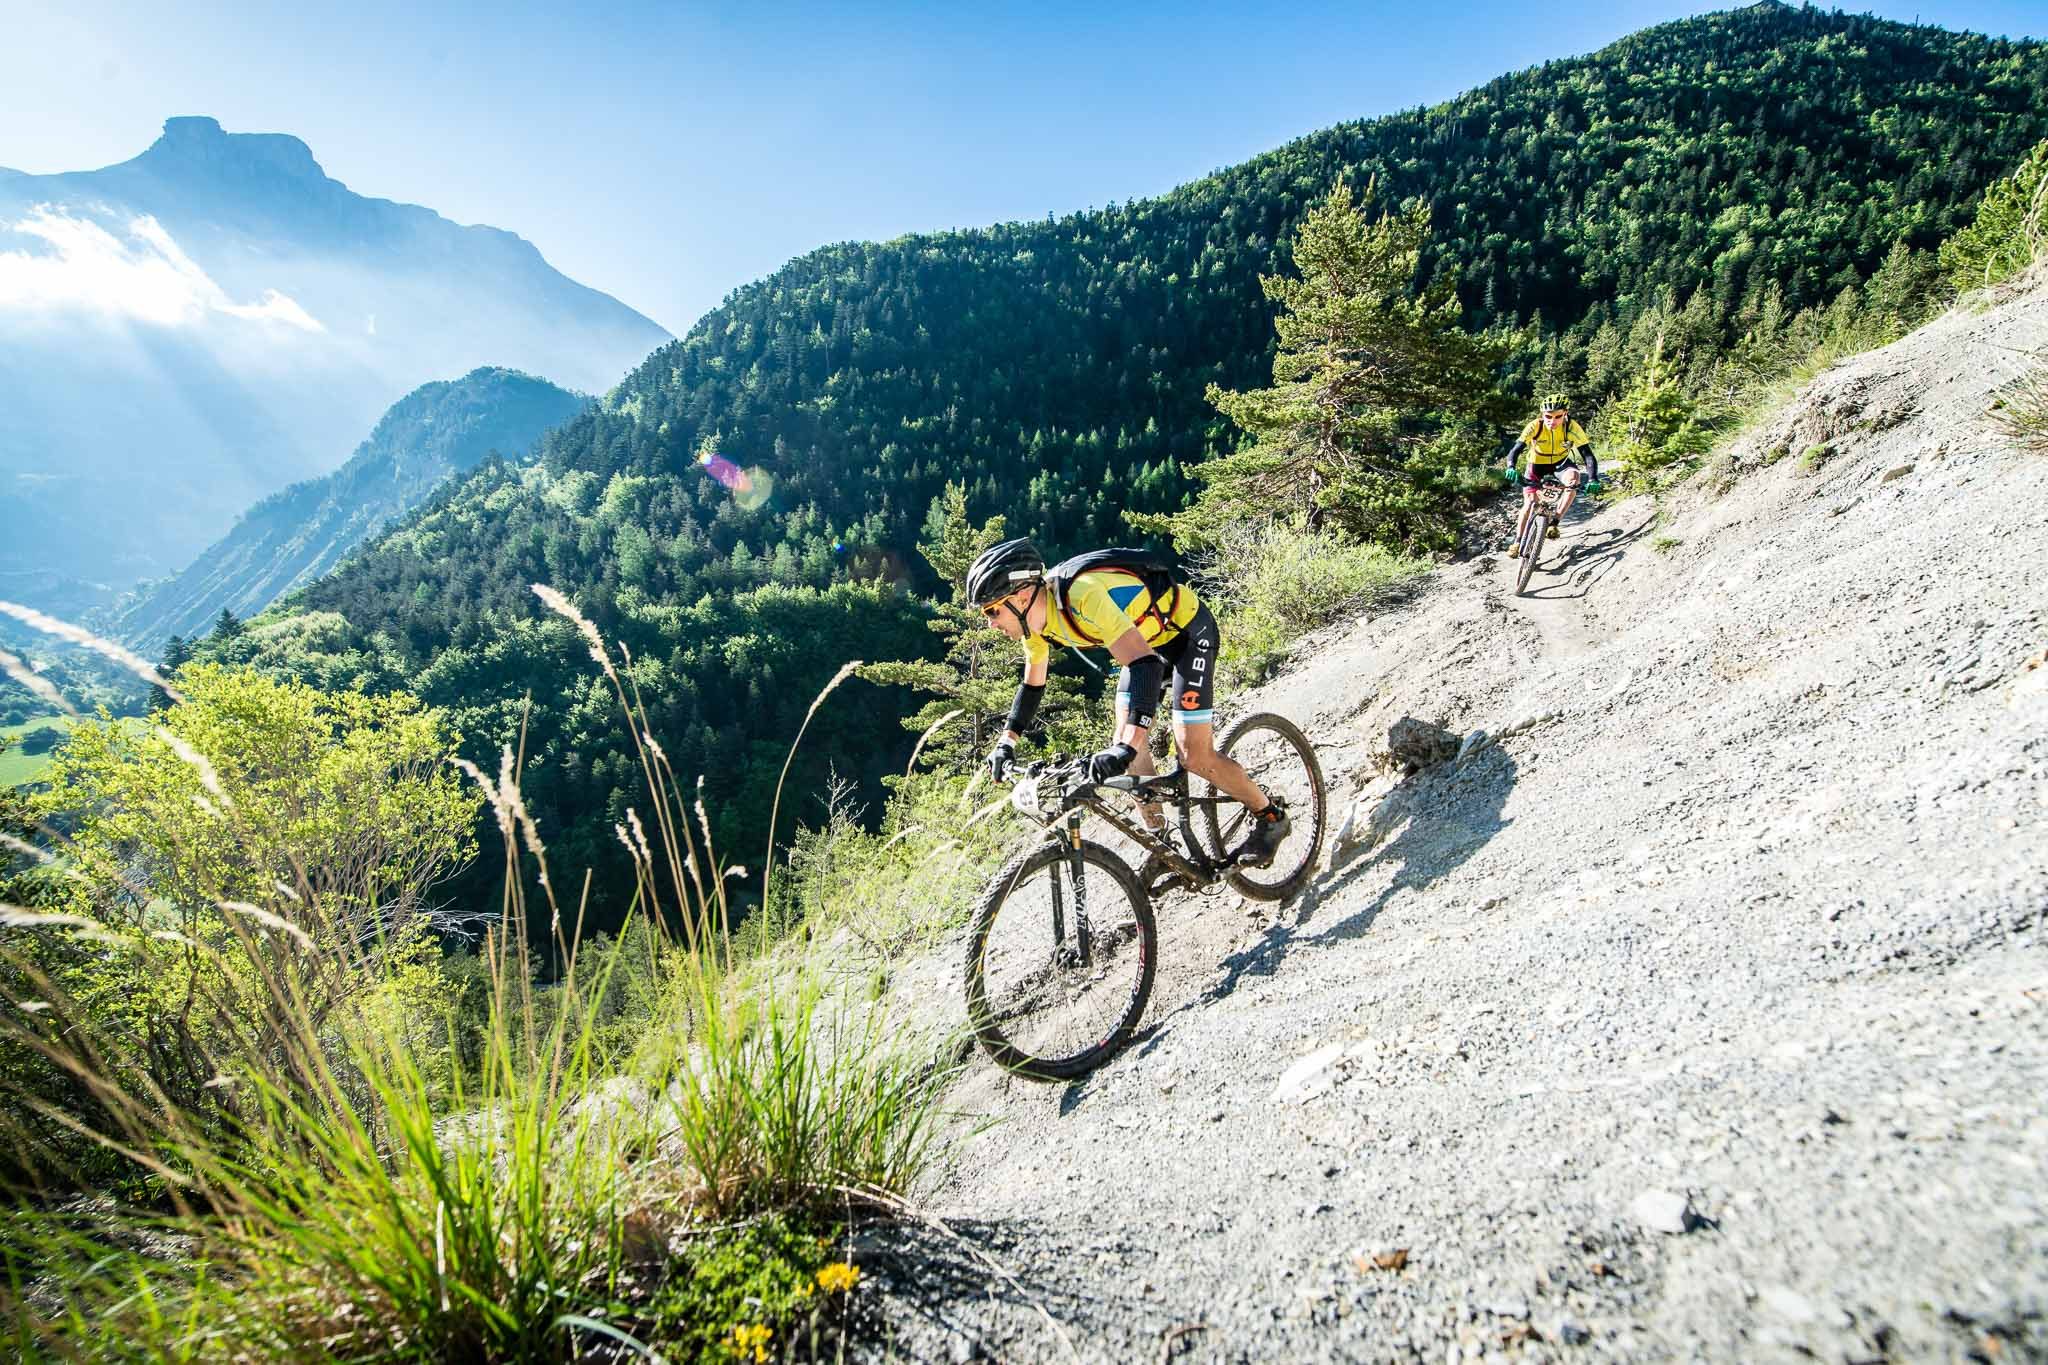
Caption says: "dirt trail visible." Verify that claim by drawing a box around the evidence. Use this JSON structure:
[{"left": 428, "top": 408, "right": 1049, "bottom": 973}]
[{"left": 860, "top": 276, "right": 2048, "bottom": 1363}]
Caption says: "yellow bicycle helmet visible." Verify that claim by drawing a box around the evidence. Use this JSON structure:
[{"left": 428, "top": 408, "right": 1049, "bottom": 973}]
[{"left": 1540, "top": 393, "right": 1570, "bottom": 414}]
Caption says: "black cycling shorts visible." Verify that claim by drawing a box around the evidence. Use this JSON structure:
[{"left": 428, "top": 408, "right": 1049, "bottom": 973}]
[
  {"left": 1116, "top": 604, "right": 1219, "bottom": 729},
  {"left": 1521, "top": 459, "right": 1580, "bottom": 488}
]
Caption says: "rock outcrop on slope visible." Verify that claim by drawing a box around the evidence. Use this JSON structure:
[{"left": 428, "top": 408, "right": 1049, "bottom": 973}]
[{"left": 862, "top": 274, "right": 2048, "bottom": 1360}]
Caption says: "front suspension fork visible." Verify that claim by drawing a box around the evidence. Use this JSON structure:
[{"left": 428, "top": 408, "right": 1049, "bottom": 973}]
[{"left": 1052, "top": 811, "right": 1091, "bottom": 967}]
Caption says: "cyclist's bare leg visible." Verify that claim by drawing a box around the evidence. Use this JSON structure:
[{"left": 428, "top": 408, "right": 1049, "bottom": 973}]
[
  {"left": 1174, "top": 718, "right": 1269, "bottom": 813},
  {"left": 1115, "top": 699, "right": 1168, "bottom": 832},
  {"left": 1514, "top": 483, "right": 1538, "bottom": 546},
  {"left": 1557, "top": 465, "right": 1583, "bottom": 518}
]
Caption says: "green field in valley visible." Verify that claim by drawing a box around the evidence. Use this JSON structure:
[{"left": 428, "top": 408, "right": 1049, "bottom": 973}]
[{"left": 0, "top": 715, "right": 73, "bottom": 788}]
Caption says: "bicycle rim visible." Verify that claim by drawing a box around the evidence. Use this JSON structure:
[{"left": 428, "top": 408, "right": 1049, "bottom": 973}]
[
  {"left": 1198, "top": 712, "right": 1328, "bottom": 902},
  {"left": 963, "top": 841, "right": 1156, "bottom": 1081}
]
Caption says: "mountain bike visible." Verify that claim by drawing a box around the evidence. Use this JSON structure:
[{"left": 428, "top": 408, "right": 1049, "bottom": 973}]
[
  {"left": 1512, "top": 470, "right": 1577, "bottom": 595},
  {"left": 962, "top": 712, "right": 1326, "bottom": 1081}
]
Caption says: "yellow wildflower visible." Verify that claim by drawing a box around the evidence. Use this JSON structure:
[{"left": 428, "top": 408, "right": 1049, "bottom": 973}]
[
  {"left": 815, "top": 1261, "right": 861, "bottom": 1294},
  {"left": 726, "top": 1322, "right": 772, "bottom": 1362}
]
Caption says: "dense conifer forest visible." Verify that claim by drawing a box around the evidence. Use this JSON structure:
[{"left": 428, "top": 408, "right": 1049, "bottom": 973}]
[{"left": 201, "top": 4, "right": 2048, "bottom": 929}]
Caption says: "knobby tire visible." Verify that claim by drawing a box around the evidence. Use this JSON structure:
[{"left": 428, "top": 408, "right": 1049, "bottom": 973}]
[
  {"left": 1515, "top": 509, "right": 1543, "bottom": 594},
  {"left": 1196, "top": 711, "right": 1328, "bottom": 902},
  {"left": 963, "top": 839, "right": 1157, "bottom": 1081}
]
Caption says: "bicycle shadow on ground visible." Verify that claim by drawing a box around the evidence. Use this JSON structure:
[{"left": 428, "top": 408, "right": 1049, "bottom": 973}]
[
  {"left": 1518, "top": 506, "right": 1657, "bottom": 602},
  {"left": 1200, "top": 745, "right": 1518, "bottom": 1003},
  {"left": 852, "top": 1213, "right": 1159, "bottom": 1360}
]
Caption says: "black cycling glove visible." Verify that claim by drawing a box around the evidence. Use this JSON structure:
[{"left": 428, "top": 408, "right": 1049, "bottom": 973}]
[
  {"left": 1087, "top": 743, "right": 1138, "bottom": 783},
  {"left": 987, "top": 738, "right": 1016, "bottom": 784}
]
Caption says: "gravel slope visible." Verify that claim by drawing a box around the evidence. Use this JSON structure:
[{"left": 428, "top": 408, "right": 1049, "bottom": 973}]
[{"left": 857, "top": 276, "right": 2048, "bottom": 1364}]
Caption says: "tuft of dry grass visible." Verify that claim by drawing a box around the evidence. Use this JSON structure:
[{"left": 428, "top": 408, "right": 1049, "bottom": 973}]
[
  {"left": 0, "top": 647, "right": 73, "bottom": 715},
  {"left": 1988, "top": 354, "right": 2048, "bottom": 454},
  {"left": 1, "top": 584, "right": 952, "bottom": 1361}
]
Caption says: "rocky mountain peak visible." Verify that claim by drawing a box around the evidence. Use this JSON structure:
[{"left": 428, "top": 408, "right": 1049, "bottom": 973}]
[{"left": 140, "top": 115, "right": 326, "bottom": 183}]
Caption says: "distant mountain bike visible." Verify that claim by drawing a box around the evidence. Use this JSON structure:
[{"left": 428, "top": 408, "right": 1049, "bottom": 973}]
[
  {"left": 1512, "top": 471, "right": 1578, "bottom": 595},
  {"left": 963, "top": 713, "right": 1326, "bottom": 1081}
]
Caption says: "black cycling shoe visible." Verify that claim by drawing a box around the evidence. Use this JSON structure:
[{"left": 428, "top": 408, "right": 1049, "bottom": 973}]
[{"left": 1236, "top": 799, "right": 1290, "bottom": 868}]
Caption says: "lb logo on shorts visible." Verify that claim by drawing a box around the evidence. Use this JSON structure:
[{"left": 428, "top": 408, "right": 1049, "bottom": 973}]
[{"left": 1180, "top": 689, "right": 1202, "bottom": 710}]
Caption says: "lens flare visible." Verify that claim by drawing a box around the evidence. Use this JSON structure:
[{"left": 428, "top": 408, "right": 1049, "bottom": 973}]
[
  {"left": 697, "top": 448, "right": 742, "bottom": 489},
  {"left": 733, "top": 465, "right": 774, "bottom": 511},
  {"left": 695, "top": 448, "right": 774, "bottom": 511}
]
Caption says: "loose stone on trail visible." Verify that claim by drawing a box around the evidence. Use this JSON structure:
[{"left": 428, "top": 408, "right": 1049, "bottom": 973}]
[
  {"left": 1631, "top": 1188, "right": 1696, "bottom": 1235},
  {"left": 1271, "top": 1041, "right": 1348, "bottom": 1104},
  {"left": 1386, "top": 716, "right": 1460, "bottom": 774}
]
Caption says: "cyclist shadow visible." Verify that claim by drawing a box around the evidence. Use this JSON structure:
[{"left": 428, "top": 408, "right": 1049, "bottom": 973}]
[
  {"left": 1520, "top": 507, "right": 1656, "bottom": 601},
  {"left": 1200, "top": 744, "right": 1518, "bottom": 1002},
  {"left": 854, "top": 1212, "right": 1160, "bottom": 1356}
]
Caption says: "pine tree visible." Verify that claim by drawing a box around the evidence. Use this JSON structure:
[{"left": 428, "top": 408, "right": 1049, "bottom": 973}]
[
  {"left": 150, "top": 635, "right": 193, "bottom": 713},
  {"left": 1602, "top": 337, "right": 1712, "bottom": 473},
  {"left": 1138, "top": 181, "right": 1506, "bottom": 554},
  {"left": 210, "top": 610, "right": 244, "bottom": 642}
]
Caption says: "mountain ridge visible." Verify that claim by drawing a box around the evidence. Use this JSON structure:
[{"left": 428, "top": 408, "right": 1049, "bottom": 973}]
[
  {"left": 0, "top": 117, "right": 669, "bottom": 594},
  {"left": 118, "top": 367, "right": 589, "bottom": 651}
]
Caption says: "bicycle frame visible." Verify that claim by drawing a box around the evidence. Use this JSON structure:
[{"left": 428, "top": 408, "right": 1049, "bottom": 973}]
[
  {"left": 1522, "top": 471, "right": 1573, "bottom": 523},
  {"left": 1027, "top": 762, "right": 1243, "bottom": 893}
]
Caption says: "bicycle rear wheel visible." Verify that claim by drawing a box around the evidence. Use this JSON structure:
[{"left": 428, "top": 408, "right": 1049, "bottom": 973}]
[
  {"left": 1196, "top": 712, "right": 1327, "bottom": 902},
  {"left": 963, "top": 840, "right": 1156, "bottom": 1081}
]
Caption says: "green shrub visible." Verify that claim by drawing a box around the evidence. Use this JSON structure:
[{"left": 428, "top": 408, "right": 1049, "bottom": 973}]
[
  {"left": 1195, "top": 521, "right": 1428, "bottom": 685},
  {"left": 651, "top": 1214, "right": 842, "bottom": 1363},
  {"left": 1797, "top": 441, "right": 1834, "bottom": 474},
  {"left": 1941, "top": 138, "right": 2048, "bottom": 293},
  {"left": 13, "top": 726, "right": 57, "bottom": 756}
]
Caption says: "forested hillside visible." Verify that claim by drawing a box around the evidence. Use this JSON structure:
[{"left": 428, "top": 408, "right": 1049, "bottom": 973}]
[
  {"left": 119, "top": 369, "right": 588, "bottom": 651},
  {"left": 208, "top": 4, "right": 2048, "bottom": 929}
]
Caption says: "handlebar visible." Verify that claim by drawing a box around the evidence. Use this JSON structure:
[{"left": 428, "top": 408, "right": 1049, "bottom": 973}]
[{"left": 1008, "top": 755, "right": 1159, "bottom": 821}]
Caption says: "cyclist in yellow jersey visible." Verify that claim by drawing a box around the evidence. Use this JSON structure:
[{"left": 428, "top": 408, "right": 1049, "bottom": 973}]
[
  {"left": 1504, "top": 393, "right": 1603, "bottom": 549},
  {"left": 965, "top": 538, "right": 1290, "bottom": 870}
]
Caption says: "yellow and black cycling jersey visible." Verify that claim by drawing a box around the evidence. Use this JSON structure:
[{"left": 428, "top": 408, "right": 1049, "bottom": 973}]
[
  {"left": 1514, "top": 416, "right": 1591, "bottom": 469},
  {"left": 1021, "top": 568, "right": 1202, "bottom": 672}
]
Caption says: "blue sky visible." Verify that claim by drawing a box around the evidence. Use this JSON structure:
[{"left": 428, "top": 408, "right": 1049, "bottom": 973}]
[{"left": 5, "top": 1, "right": 2044, "bottom": 335}]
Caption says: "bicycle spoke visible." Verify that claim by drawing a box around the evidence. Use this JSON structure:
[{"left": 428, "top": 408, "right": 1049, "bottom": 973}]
[
  {"left": 969, "top": 845, "right": 1152, "bottom": 1076},
  {"left": 1199, "top": 713, "right": 1327, "bottom": 901}
]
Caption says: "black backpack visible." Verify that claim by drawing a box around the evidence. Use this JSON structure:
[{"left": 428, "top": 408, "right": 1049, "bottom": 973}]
[{"left": 1045, "top": 547, "right": 1185, "bottom": 647}]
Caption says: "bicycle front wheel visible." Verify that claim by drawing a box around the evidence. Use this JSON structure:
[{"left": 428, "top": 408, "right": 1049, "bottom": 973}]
[
  {"left": 1197, "top": 712, "right": 1328, "bottom": 902},
  {"left": 963, "top": 840, "right": 1157, "bottom": 1081},
  {"left": 1515, "top": 511, "right": 1542, "bottom": 594}
]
